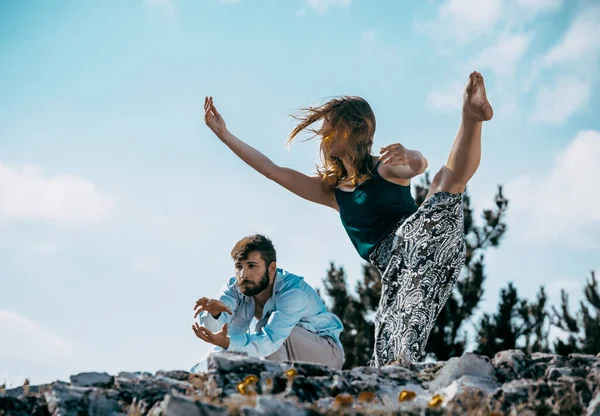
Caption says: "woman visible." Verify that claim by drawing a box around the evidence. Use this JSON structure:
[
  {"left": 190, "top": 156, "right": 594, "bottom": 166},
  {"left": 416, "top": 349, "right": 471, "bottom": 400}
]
[{"left": 203, "top": 71, "right": 493, "bottom": 366}]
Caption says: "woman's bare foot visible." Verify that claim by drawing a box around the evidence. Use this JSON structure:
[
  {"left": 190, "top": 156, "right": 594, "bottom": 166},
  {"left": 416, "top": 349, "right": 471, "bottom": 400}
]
[{"left": 462, "top": 71, "right": 493, "bottom": 122}]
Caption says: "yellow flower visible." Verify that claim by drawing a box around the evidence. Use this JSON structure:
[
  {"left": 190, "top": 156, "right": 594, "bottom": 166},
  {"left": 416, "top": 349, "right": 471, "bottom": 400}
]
[
  {"left": 236, "top": 381, "right": 249, "bottom": 395},
  {"left": 428, "top": 394, "right": 443, "bottom": 408},
  {"left": 243, "top": 375, "right": 259, "bottom": 385},
  {"left": 357, "top": 391, "right": 375, "bottom": 403},
  {"left": 398, "top": 390, "right": 417, "bottom": 402},
  {"left": 236, "top": 374, "right": 259, "bottom": 395},
  {"left": 334, "top": 393, "right": 354, "bottom": 408}
]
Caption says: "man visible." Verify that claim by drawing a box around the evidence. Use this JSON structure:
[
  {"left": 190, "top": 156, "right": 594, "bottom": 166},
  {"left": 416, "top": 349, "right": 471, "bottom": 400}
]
[{"left": 190, "top": 234, "right": 345, "bottom": 371}]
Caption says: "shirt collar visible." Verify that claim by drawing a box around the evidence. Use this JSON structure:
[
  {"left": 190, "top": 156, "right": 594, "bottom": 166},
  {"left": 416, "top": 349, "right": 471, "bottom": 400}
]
[{"left": 273, "top": 268, "right": 285, "bottom": 295}]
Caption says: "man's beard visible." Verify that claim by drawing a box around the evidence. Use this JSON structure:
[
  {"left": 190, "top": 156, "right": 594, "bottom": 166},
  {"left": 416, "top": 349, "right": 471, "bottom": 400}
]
[{"left": 239, "top": 270, "right": 270, "bottom": 296}]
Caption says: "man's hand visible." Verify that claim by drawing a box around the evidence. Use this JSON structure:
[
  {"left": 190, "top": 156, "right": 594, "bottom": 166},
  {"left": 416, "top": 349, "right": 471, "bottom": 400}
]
[
  {"left": 192, "top": 323, "right": 230, "bottom": 349},
  {"left": 193, "top": 297, "right": 233, "bottom": 319}
]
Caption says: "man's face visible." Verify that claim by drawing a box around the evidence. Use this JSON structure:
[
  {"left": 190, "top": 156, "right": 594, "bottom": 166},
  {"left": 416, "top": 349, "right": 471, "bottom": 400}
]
[{"left": 234, "top": 251, "right": 271, "bottom": 297}]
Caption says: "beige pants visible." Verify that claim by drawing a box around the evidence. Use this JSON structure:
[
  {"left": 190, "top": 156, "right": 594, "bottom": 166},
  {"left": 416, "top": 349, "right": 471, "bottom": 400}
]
[{"left": 264, "top": 326, "right": 345, "bottom": 370}]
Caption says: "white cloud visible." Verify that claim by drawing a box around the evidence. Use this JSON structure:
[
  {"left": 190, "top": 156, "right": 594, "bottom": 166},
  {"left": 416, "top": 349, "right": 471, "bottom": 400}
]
[
  {"left": 418, "top": 0, "right": 503, "bottom": 42},
  {"left": 426, "top": 80, "right": 464, "bottom": 112},
  {"left": 513, "top": 0, "right": 562, "bottom": 15},
  {"left": 529, "top": 77, "right": 591, "bottom": 124},
  {"left": 524, "top": 5, "right": 598, "bottom": 108},
  {"left": 0, "top": 311, "right": 75, "bottom": 360},
  {"left": 543, "top": 5, "right": 600, "bottom": 68},
  {"left": 439, "top": 0, "right": 503, "bottom": 27},
  {"left": 0, "top": 162, "right": 115, "bottom": 223},
  {"left": 494, "top": 98, "right": 521, "bottom": 121},
  {"left": 299, "top": 0, "right": 351, "bottom": 16},
  {"left": 0, "top": 311, "right": 89, "bottom": 387},
  {"left": 505, "top": 130, "right": 600, "bottom": 246},
  {"left": 467, "top": 31, "right": 534, "bottom": 77},
  {"left": 419, "top": 0, "right": 563, "bottom": 45}
]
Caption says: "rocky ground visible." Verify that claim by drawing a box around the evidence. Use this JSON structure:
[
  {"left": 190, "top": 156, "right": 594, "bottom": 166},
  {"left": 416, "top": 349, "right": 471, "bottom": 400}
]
[{"left": 1, "top": 350, "right": 599, "bottom": 415}]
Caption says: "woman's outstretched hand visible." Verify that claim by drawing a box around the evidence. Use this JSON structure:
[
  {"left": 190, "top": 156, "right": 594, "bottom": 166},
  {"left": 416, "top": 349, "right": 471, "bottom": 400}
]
[
  {"left": 379, "top": 143, "right": 428, "bottom": 179},
  {"left": 380, "top": 143, "right": 410, "bottom": 166},
  {"left": 204, "top": 96, "right": 227, "bottom": 137}
]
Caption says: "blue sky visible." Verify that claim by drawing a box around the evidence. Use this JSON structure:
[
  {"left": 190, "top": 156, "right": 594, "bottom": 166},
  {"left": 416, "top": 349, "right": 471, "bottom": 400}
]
[{"left": 1, "top": 0, "right": 599, "bottom": 386}]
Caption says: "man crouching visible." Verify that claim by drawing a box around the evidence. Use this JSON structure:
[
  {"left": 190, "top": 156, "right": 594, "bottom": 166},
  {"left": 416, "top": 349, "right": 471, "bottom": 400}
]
[{"left": 190, "top": 234, "right": 345, "bottom": 371}]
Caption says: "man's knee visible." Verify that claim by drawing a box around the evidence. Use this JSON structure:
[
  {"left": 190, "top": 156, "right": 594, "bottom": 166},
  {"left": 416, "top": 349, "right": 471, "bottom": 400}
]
[
  {"left": 265, "top": 339, "right": 290, "bottom": 363},
  {"left": 266, "top": 326, "right": 344, "bottom": 369}
]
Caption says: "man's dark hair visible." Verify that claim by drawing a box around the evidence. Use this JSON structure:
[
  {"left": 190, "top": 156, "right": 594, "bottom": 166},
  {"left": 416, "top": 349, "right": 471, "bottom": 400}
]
[{"left": 230, "top": 234, "right": 277, "bottom": 266}]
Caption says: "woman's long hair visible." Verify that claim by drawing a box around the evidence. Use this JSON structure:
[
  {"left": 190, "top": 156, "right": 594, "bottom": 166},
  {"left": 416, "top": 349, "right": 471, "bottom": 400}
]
[{"left": 286, "top": 96, "right": 377, "bottom": 192}]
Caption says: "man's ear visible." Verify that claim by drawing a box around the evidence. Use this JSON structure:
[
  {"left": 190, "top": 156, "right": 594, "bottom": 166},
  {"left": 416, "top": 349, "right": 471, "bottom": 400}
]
[{"left": 269, "top": 261, "right": 277, "bottom": 279}]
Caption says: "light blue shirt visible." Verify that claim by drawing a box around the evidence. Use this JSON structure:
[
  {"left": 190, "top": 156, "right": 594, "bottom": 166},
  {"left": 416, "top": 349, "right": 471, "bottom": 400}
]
[{"left": 198, "top": 268, "right": 344, "bottom": 358}]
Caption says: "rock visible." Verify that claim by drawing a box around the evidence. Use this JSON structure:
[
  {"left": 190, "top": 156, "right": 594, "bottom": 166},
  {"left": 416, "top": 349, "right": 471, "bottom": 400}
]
[
  {"left": 429, "top": 352, "right": 497, "bottom": 392},
  {"left": 155, "top": 370, "right": 191, "bottom": 382},
  {"left": 0, "top": 395, "right": 48, "bottom": 416},
  {"left": 557, "top": 376, "right": 592, "bottom": 407},
  {"left": 241, "top": 396, "right": 312, "bottom": 416},
  {"left": 117, "top": 371, "right": 152, "bottom": 380},
  {"left": 494, "top": 379, "right": 540, "bottom": 403},
  {"left": 87, "top": 389, "right": 122, "bottom": 416},
  {"left": 207, "top": 351, "right": 285, "bottom": 375},
  {"left": 441, "top": 374, "right": 500, "bottom": 396},
  {"left": 493, "top": 349, "right": 529, "bottom": 382},
  {"left": 2, "top": 349, "right": 598, "bottom": 415},
  {"left": 530, "top": 352, "right": 556, "bottom": 363},
  {"left": 148, "top": 394, "right": 227, "bottom": 416},
  {"left": 569, "top": 353, "right": 598, "bottom": 363},
  {"left": 328, "top": 374, "right": 353, "bottom": 397},
  {"left": 588, "top": 392, "right": 600, "bottom": 416},
  {"left": 445, "top": 388, "right": 494, "bottom": 415},
  {"left": 379, "top": 365, "right": 420, "bottom": 384},
  {"left": 546, "top": 365, "right": 574, "bottom": 380},
  {"left": 494, "top": 378, "right": 588, "bottom": 415},
  {"left": 546, "top": 365, "right": 587, "bottom": 381},
  {"left": 284, "top": 376, "right": 330, "bottom": 403},
  {"left": 588, "top": 362, "right": 600, "bottom": 391},
  {"left": 3, "top": 384, "right": 49, "bottom": 399},
  {"left": 44, "top": 384, "right": 93, "bottom": 416},
  {"left": 526, "top": 353, "right": 558, "bottom": 380},
  {"left": 115, "top": 373, "right": 191, "bottom": 406},
  {"left": 70, "top": 372, "right": 114, "bottom": 388}
]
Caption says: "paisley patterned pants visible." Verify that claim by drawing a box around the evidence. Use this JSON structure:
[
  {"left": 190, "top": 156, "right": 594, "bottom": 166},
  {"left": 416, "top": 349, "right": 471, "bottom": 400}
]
[{"left": 368, "top": 191, "right": 466, "bottom": 367}]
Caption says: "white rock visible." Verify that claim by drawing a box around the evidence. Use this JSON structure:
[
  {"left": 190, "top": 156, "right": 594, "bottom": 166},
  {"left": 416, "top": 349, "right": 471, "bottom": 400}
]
[{"left": 429, "top": 352, "right": 497, "bottom": 391}]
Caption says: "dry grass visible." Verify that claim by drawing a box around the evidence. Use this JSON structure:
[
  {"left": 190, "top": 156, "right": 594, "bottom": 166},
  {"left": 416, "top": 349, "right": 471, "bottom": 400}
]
[{"left": 124, "top": 398, "right": 148, "bottom": 416}]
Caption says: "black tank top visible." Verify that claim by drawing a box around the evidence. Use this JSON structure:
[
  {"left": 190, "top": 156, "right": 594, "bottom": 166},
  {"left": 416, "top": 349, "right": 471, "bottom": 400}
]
[{"left": 334, "top": 161, "right": 418, "bottom": 260}]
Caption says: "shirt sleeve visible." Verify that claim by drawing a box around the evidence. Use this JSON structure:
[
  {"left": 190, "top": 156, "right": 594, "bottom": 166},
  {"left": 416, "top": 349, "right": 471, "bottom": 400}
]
[
  {"left": 227, "top": 288, "right": 306, "bottom": 356},
  {"left": 198, "top": 279, "right": 240, "bottom": 333}
]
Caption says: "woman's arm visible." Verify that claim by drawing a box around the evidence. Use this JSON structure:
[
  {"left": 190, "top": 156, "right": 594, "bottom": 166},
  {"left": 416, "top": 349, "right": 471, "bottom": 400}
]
[
  {"left": 204, "top": 97, "right": 336, "bottom": 209},
  {"left": 379, "top": 143, "right": 428, "bottom": 179}
]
